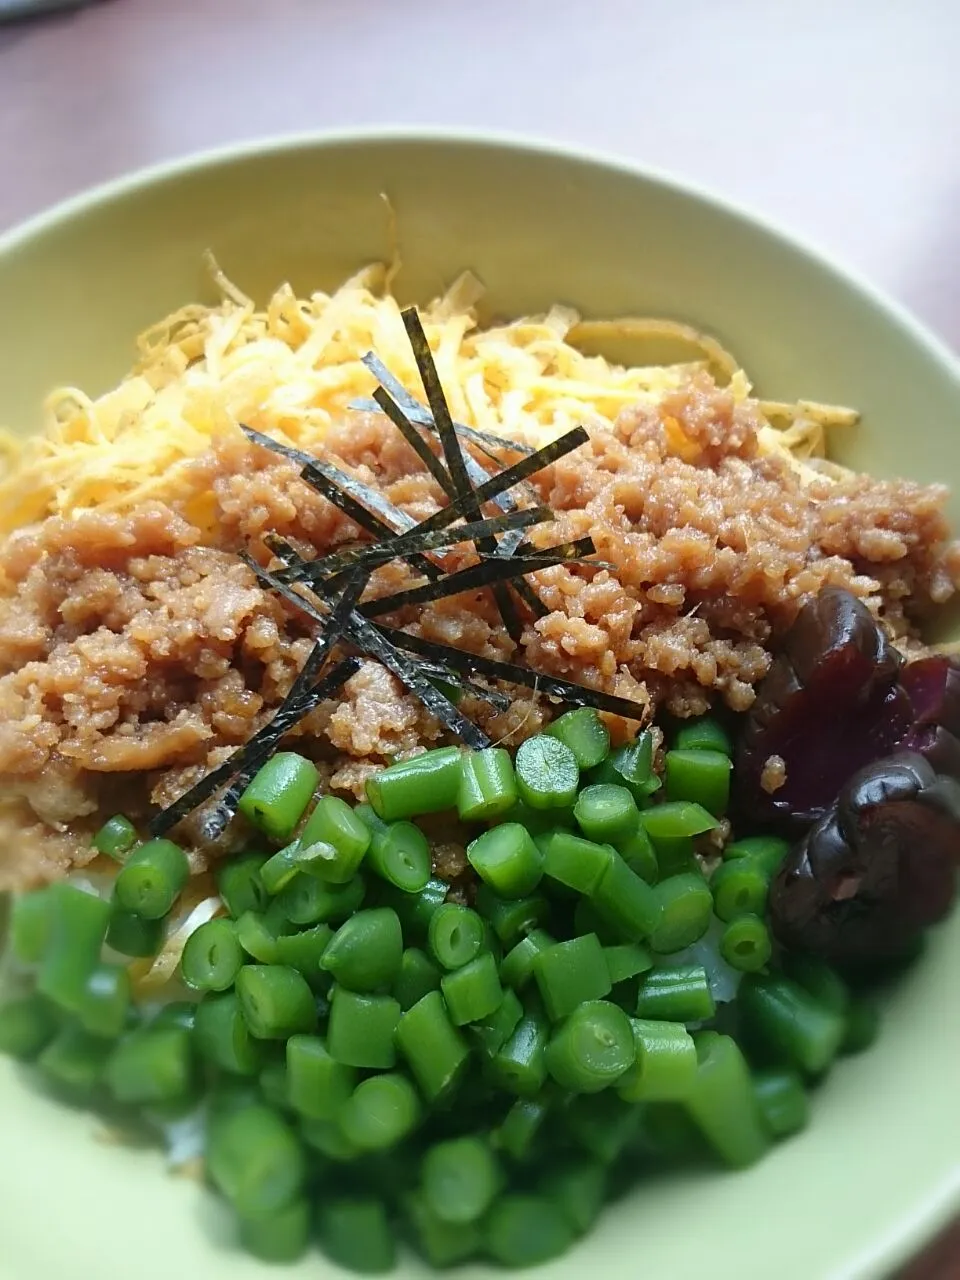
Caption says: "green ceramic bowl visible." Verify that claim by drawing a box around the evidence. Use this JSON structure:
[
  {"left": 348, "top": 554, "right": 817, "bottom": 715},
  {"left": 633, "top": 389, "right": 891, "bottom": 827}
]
[{"left": 1, "top": 131, "right": 958, "bottom": 1280}]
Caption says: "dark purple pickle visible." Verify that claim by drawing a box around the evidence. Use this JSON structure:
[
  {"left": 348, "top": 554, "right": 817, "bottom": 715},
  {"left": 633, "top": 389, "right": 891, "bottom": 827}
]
[
  {"left": 769, "top": 752, "right": 960, "bottom": 969},
  {"left": 736, "top": 588, "right": 910, "bottom": 827}
]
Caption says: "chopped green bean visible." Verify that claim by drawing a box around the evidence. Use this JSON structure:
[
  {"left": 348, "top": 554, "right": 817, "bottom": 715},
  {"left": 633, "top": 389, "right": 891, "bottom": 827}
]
[
  {"left": 467, "top": 823, "right": 543, "bottom": 898},
  {"left": 106, "top": 1027, "right": 193, "bottom": 1105},
  {"left": 665, "top": 749, "right": 732, "bottom": 816},
  {"left": 93, "top": 814, "right": 137, "bottom": 860},
  {"left": 441, "top": 951, "right": 503, "bottom": 1025},
  {"left": 545, "top": 707, "right": 611, "bottom": 769},
  {"left": 328, "top": 987, "right": 401, "bottom": 1070},
  {"left": 636, "top": 963, "right": 715, "bottom": 1023},
  {"left": 427, "top": 902, "right": 485, "bottom": 971},
  {"left": 321, "top": 908, "right": 403, "bottom": 992},
  {"left": 618, "top": 1018, "right": 698, "bottom": 1101},
  {"left": 405, "top": 1191, "right": 481, "bottom": 1267},
  {"left": 515, "top": 735, "right": 579, "bottom": 810},
  {"left": 574, "top": 783, "right": 641, "bottom": 844},
  {"left": 487, "top": 996, "right": 550, "bottom": 1097},
  {"left": 476, "top": 887, "right": 550, "bottom": 948},
  {"left": 720, "top": 914, "right": 772, "bottom": 972},
  {"left": 298, "top": 794, "right": 371, "bottom": 881},
  {"left": 711, "top": 858, "right": 769, "bottom": 921},
  {"left": 366, "top": 820, "right": 431, "bottom": 894},
  {"left": 277, "top": 871, "right": 365, "bottom": 926},
  {"left": 105, "top": 900, "right": 165, "bottom": 958},
  {"left": 499, "top": 929, "right": 555, "bottom": 990},
  {"left": 782, "top": 953, "right": 851, "bottom": 1014},
  {"left": 685, "top": 1031, "right": 770, "bottom": 1168},
  {"left": 258, "top": 840, "right": 331, "bottom": 895},
  {"left": 723, "top": 834, "right": 790, "bottom": 875},
  {"left": 639, "top": 801, "right": 718, "bottom": 842},
  {"left": 236, "top": 965, "right": 317, "bottom": 1040},
  {"left": 181, "top": 918, "right": 243, "bottom": 992},
  {"left": 78, "top": 964, "right": 131, "bottom": 1038},
  {"left": 194, "top": 991, "right": 265, "bottom": 1076},
  {"left": 273, "top": 923, "right": 332, "bottom": 987},
  {"left": 615, "top": 822, "right": 659, "bottom": 883},
  {"left": 393, "top": 947, "right": 442, "bottom": 1011},
  {"left": 649, "top": 872, "right": 713, "bottom": 953},
  {"left": 395, "top": 990, "right": 470, "bottom": 1101},
  {"left": 238, "top": 752, "right": 319, "bottom": 842},
  {"left": 38, "top": 884, "right": 112, "bottom": 1013},
  {"left": 422, "top": 1135, "right": 501, "bottom": 1224},
  {"left": 340, "top": 1073, "right": 421, "bottom": 1151},
  {"left": 539, "top": 829, "right": 615, "bottom": 896},
  {"left": 738, "top": 973, "right": 845, "bottom": 1075},
  {"left": 603, "top": 943, "right": 654, "bottom": 985},
  {"left": 366, "top": 746, "right": 463, "bottom": 820},
  {"left": 238, "top": 1197, "right": 310, "bottom": 1264},
  {"left": 114, "top": 839, "right": 189, "bottom": 921},
  {"left": 591, "top": 853, "right": 660, "bottom": 942},
  {"left": 458, "top": 747, "right": 519, "bottom": 821},
  {"left": 37, "top": 1024, "right": 111, "bottom": 1098},
  {"left": 470, "top": 988, "right": 524, "bottom": 1059},
  {"left": 495, "top": 1093, "right": 552, "bottom": 1162},
  {"left": 541, "top": 1157, "right": 607, "bottom": 1236},
  {"left": 10, "top": 888, "right": 52, "bottom": 965},
  {"left": 565, "top": 1090, "right": 643, "bottom": 1163},
  {"left": 0, "top": 994, "right": 59, "bottom": 1061},
  {"left": 387, "top": 876, "right": 449, "bottom": 938},
  {"left": 217, "top": 853, "right": 269, "bottom": 919},
  {"left": 317, "top": 1197, "right": 396, "bottom": 1275},
  {"left": 485, "top": 1194, "right": 574, "bottom": 1268},
  {"left": 533, "top": 934, "right": 612, "bottom": 1021},
  {"left": 207, "top": 1103, "right": 306, "bottom": 1217},
  {"left": 588, "top": 732, "right": 657, "bottom": 802},
  {"left": 753, "top": 1068, "right": 809, "bottom": 1138},
  {"left": 674, "top": 716, "right": 732, "bottom": 755},
  {"left": 544, "top": 999, "right": 634, "bottom": 1093},
  {"left": 300, "top": 1116, "right": 362, "bottom": 1162},
  {"left": 286, "top": 1033, "right": 355, "bottom": 1119}
]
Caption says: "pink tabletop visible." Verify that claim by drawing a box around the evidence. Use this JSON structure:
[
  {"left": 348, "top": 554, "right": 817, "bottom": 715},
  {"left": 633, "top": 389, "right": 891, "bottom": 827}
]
[{"left": 0, "top": 2, "right": 958, "bottom": 1275}]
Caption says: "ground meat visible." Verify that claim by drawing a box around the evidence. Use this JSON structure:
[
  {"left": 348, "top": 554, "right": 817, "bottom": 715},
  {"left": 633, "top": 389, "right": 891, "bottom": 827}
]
[{"left": 1, "top": 374, "right": 957, "bottom": 887}]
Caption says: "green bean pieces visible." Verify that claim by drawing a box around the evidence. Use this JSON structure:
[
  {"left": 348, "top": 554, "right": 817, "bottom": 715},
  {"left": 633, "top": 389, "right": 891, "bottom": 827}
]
[
  {"left": 515, "top": 735, "right": 580, "bottom": 810},
  {"left": 207, "top": 1103, "right": 306, "bottom": 1218},
  {"left": 366, "top": 746, "right": 463, "bottom": 820},
  {"left": 544, "top": 1000, "right": 634, "bottom": 1093},
  {"left": 458, "top": 747, "right": 519, "bottom": 821},
  {"left": 238, "top": 751, "right": 319, "bottom": 842},
  {"left": 93, "top": 814, "right": 137, "bottom": 860},
  {"left": 322, "top": 908, "right": 403, "bottom": 992},
  {"left": 340, "top": 1073, "right": 421, "bottom": 1152},
  {"left": 422, "top": 1136, "right": 501, "bottom": 1224},
  {"left": 467, "top": 822, "right": 543, "bottom": 898},
  {"left": 114, "top": 839, "right": 189, "bottom": 921},
  {"left": 427, "top": 903, "right": 485, "bottom": 971},
  {"left": 181, "top": 918, "right": 244, "bottom": 992},
  {"left": 235, "top": 965, "right": 317, "bottom": 1040},
  {"left": 545, "top": 707, "right": 611, "bottom": 769},
  {"left": 365, "top": 821, "right": 431, "bottom": 893}
]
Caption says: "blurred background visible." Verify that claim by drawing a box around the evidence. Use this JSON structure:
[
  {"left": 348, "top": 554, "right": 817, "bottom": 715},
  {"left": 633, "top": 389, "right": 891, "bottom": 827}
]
[{"left": 0, "top": 1, "right": 958, "bottom": 1276}]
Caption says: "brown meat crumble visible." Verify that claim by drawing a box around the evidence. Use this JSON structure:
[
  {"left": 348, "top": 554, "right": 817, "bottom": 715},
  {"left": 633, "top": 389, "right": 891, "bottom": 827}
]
[{"left": 1, "top": 374, "right": 957, "bottom": 888}]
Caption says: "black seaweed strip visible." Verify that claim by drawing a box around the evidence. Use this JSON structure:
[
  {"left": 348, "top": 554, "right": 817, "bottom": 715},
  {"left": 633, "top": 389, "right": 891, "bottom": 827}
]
[
  {"left": 389, "top": 425, "right": 591, "bottom": 543},
  {"left": 241, "top": 425, "right": 442, "bottom": 582},
  {"left": 375, "top": 625, "right": 650, "bottom": 722},
  {"left": 401, "top": 308, "right": 524, "bottom": 644},
  {"left": 277, "top": 506, "right": 554, "bottom": 583},
  {"left": 359, "top": 540, "right": 597, "bottom": 617},
  {"left": 148, "top": 651, "right": 361, "bottom": 839},
  {"left": 357, "top": 353, "right": 536, "bottom": 457},
  {"left": 244, "top": 558, "right": 490, "bottom": 750},
  {"left": 262, "top": 537, "right": 512, "bottom": 714},
  {"left": 372, "top": 385, "right": 453, "bottom": 494}
]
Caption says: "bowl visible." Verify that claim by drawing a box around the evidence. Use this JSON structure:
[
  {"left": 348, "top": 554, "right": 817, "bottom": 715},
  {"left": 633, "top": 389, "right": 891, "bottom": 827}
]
[{"left": 1, "top": 129, "right": 958, "bottom": 1280}]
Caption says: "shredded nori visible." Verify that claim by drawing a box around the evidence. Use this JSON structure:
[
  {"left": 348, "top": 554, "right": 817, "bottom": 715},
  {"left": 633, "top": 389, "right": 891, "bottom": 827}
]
[
  {"left": 242, "top": 556, "right": 491, "bottom": 751},
  {"left": 372, "top": 385, "right": 452, "bottom": 492},
  {"left": 360, "top": 538, "right": 598, "bottom": 618},
  {"left": 274, "top": 507, "right": 554, "bottom": 584},
  {"left": 355, "top": 352, "right": 536, "bottom": 458},
  {"left": 241, "top": 425, "right": 441, "bottom": 582},
  {"left": 401, "top": 307, "right": 526, "bottom": 643},
  {"left": 375, "top": 624, "right": 650, "bottom": 723},
  {"left": 148, "top": 650, "right": 361, "bottom": 840}
]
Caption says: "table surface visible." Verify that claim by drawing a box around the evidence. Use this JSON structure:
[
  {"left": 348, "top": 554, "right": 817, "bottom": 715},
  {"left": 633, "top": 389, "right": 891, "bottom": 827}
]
[{"left": 0, "top": 1, "right": 958, "bottom": 1275}]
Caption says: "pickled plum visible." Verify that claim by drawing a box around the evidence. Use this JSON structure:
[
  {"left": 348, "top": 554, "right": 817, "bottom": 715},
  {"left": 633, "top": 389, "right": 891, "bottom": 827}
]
[
  {"left": 769, "top": 752, "right": 960, "bottom": 969},
  {"left": 736, "top": 588, "right": 960, "bottom": 827},
  {"left": 736, "top": 589, "right": 908, "bottom": 827}
]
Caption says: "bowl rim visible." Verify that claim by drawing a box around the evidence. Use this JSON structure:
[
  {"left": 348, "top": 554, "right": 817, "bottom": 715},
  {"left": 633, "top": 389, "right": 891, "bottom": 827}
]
[{"left": 0, "top": 124, "right": 958, "bottom": 1278}]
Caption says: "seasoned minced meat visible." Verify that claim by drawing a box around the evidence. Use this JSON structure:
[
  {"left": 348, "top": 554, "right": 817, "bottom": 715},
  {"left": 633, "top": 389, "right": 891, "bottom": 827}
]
[{"left": 0, "top": 375, "right": 957, "bottom": 887}]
